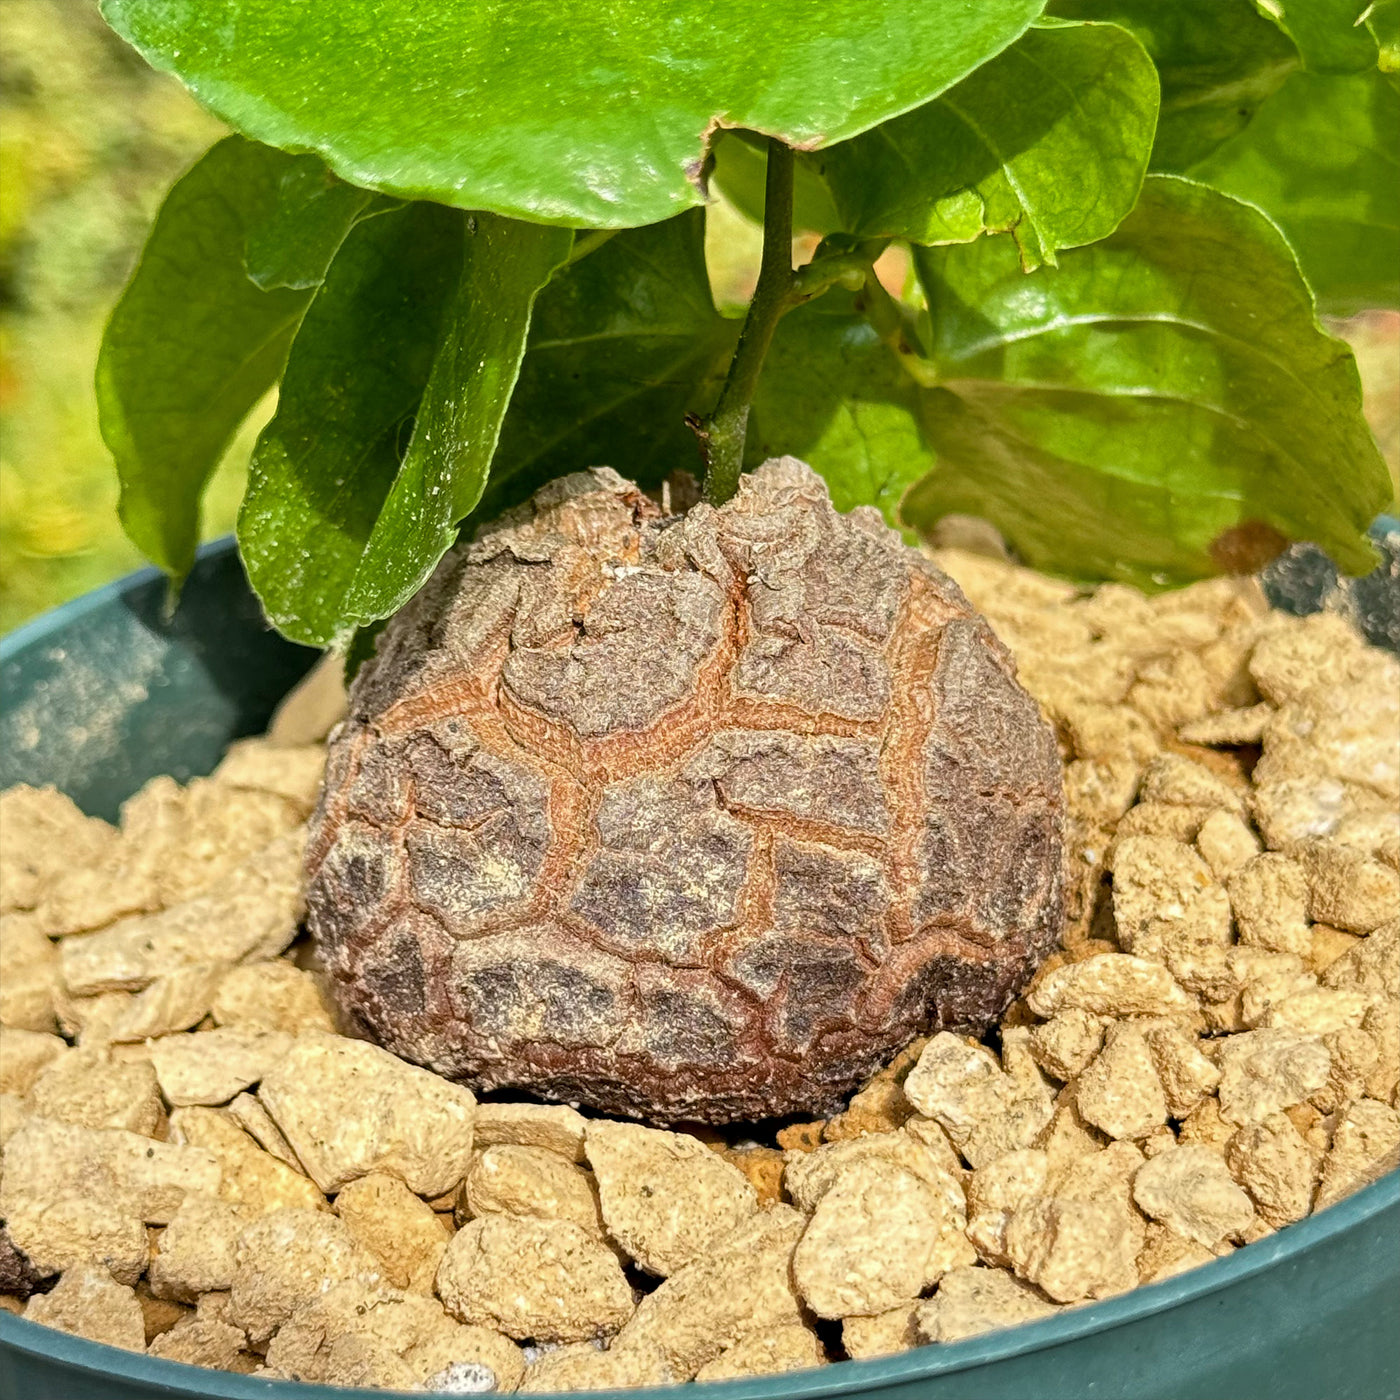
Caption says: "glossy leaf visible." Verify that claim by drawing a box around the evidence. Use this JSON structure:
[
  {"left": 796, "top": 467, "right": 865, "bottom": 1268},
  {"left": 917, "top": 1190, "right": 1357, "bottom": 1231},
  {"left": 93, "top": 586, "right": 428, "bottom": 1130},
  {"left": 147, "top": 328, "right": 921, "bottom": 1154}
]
[
  {"left": 485, "top": 211, "right": 737, "bottom": 516},
  {"left": 344, "top": 216, "right": 574, "bottom": 625},
  {"left": 1050, "top": 0, "right": 1299, "bottom": 170},
  {"left": 904, "top": 177, "right": 1389, "bottom": 586},
  {"left": 809, "top": 20, "right": 1159, "bottom": 268},
  {"left": 1253, "top": 0, "right": 1379, "bottom": 72},
  {"left": 746, "top": 293, "right": 933, "bottom": 529},
  {"left": 100, "top": 0, "right": 1044, "bottom": 229},
  {"left": 1190, "top": 69, "right": 1400, "bottom": 313},
  {"left": 240, "top": 204, "right": 570, "bottom": 646},
  {"left": 97, "top": 136, "right": 317, "bottom": 582},
  {"left": 239, "top": 204, "right": 463, "bottom": 645}
]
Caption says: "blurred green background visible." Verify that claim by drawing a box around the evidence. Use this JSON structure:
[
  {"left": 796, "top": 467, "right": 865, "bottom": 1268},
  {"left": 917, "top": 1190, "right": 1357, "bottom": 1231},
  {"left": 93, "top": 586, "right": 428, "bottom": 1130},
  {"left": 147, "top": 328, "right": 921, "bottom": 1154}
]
[
  {"left": 1, "top": 0, "right": 1397, "bottom": 635},
  {"left": 0, "top": 0, "right": 253, "bottom": 632}
]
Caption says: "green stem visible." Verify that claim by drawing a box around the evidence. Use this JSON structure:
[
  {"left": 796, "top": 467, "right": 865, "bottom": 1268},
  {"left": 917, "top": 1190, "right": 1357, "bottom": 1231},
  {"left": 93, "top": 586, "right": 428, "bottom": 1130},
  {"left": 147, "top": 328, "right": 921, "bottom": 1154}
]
[
  {"left": 860, "top": 270, "right": 940, "bottom": 388},
  {"left": 790, "top": 240, "right": 887, "bottom": 302},
  {"left": 566, "top": 228, "right": 617, "bottom": 265},
  {"left": 698, "top": 138, "right": 795, "bottom": 506}
]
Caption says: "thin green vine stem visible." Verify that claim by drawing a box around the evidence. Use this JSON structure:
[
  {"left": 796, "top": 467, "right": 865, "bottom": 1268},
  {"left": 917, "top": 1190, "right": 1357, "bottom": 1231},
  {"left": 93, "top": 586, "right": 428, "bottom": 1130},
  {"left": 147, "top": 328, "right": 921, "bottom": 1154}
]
[
  {"left": 860, "top": 269, "right": 941, "bottom": 388},
  {"left": 697, "top": 138, "right": 795, "bottom": 506},
  {"left": 565, "top": 228, "right": 617, "bottom": 265}
]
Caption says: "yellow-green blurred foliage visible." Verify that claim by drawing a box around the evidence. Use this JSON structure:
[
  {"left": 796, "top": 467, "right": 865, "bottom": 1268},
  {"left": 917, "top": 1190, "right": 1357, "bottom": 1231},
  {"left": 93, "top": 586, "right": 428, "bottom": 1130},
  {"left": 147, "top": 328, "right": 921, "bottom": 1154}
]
[
  {"left": 0, "top": 1, "right": 1396, "bottom": 634},
  {"left": 0, "top": 0, "right": 254, "bottom": 631}
]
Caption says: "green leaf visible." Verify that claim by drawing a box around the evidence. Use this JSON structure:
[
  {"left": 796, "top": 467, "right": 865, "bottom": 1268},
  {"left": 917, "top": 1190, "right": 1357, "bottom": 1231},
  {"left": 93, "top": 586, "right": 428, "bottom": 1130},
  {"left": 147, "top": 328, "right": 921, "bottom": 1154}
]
[
  {"left": 904, "top": 176, "right": 1389, "bottom": 586},
  {"left": 808, "top": 21, "right": 1158, "bottom": 269},
  {"left": 344, "top": 215, "right": 573, "bottom": 624},
  {"left": 1049, "top": 0, "right": 1299, "bottom": 170},
  {"left": 746, "top": 292, "right": 933, "bottom": 530},
  {"left": 244, "top": 157, "right": 389, "bottom": 290},
  {"left": 485, "top": 210, "right": 737, "bottom": 515},
  {"left": 1366, "top": 0, "right": 1400, "bottom": 71},
  {"left": 239, "top": 204, "right": 462, "bottom": 645},
  {"left": 1253, "top": 0, "right": 1379, "bottom": 72},
  {"left": 100, "top": 0, "right": 1044, "bottom": 229},
  {"left": 97, "top": 135, "right": 317, "bottom": 582},
  {"left": 239, "top": 203, "right": 569, "bottom": 647},
  {"left": 1190, "top": 70, "right": 1400, "bottom": 313}
]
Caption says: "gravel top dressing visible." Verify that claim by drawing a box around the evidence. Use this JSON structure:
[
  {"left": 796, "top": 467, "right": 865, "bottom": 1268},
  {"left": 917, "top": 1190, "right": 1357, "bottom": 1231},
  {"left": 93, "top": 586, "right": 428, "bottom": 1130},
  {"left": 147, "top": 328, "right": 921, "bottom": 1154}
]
[{"left": 1, "top": 535, "right": 1396, "bottom": 1393}]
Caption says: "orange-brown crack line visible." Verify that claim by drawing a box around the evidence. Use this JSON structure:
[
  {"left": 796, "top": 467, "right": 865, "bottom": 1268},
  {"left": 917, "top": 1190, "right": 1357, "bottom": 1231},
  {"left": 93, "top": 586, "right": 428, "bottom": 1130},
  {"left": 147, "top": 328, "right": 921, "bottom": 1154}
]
[
  {"left": 696, "top": 820, "right": 778, "bottom": 996},
  {"left": 877, "top": 576, "right": 953, "bottom": 950},
  {"left": 724, "top": 572, "right": 885, "bottom": 737},
  {"left": 482, "top": 525, "right": 743, "bottom": 782},
  {"left": 857, "top": 923, "right": 1020, "bottom": 1030},
  {"left": 325, "top": 533, "right": 1047, "bottom": 1082},
  {"left": 303, "top": 726, "right": 364, "bottom": 878},
  {"left": 304, "top": 729, "right": 405, "bottom": 926},
  {"left": 710, "top": 802, "right": 888, "bottom": 860}
]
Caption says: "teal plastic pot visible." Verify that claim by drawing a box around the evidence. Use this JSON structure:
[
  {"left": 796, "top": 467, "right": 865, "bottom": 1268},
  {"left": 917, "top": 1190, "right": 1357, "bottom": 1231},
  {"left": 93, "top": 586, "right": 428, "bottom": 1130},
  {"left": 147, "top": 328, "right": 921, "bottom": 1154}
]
[{"left": 1, "top": 540, "right": 1397, "bottom": 1400}]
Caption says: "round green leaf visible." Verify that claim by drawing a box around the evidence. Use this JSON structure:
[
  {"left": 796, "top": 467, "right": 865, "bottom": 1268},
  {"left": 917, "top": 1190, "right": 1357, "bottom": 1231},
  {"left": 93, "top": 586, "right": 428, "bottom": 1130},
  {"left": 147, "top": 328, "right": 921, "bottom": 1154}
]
[
  {"left": 905, "top": 176, "right": 1389, "bottom": 586},
  {"left": 99, "top": 0, "right": 1044, "bottom": 228},
  {"left": 244, "top": 162, "right": 390, "bottom": 291},
  {"left": 1190, "top": 68, "right": 1400, "bottom": 313},
  {"left": 1049, "top": 0, "right": 1299, "bottom": 170},
  {"left": 239, "top": 204, "right": 570, "bottom": 647},
  {"left": 239, "top": 204, "right": 464, "bottom": 646},
  {"left": 809, "top": 19, "right": 1159, "bottom": 269},
  {"left": 98, "top": 137, "right": 320, "bottom": 583}
]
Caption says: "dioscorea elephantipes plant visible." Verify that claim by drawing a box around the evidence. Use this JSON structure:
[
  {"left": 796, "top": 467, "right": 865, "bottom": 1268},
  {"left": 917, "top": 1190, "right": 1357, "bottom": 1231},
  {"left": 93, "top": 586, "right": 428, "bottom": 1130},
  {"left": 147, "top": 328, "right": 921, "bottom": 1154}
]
[{"left": 82, "top": 0, "right": 1400, "bottom": 1120}]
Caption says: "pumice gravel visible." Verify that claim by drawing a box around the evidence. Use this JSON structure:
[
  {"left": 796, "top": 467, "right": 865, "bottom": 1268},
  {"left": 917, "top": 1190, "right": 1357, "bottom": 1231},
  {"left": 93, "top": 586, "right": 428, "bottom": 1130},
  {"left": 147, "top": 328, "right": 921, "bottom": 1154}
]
[{"left": 1, "top": 489, "right": 1396, "bottom": 1391}]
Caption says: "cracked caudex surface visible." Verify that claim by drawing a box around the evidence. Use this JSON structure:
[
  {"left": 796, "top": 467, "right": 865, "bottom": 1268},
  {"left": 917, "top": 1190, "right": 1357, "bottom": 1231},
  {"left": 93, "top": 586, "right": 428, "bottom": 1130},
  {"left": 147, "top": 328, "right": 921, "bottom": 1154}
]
[{"left": 308, "top": 460, "right": 1065, "bottom": 1121}]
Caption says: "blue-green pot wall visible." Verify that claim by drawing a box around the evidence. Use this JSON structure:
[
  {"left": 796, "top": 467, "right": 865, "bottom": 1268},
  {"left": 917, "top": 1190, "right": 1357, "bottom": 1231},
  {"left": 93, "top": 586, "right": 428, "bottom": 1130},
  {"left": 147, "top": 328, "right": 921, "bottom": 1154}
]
[{"left": 1, "top": 539, "right": 1397, "bottom": 1400}]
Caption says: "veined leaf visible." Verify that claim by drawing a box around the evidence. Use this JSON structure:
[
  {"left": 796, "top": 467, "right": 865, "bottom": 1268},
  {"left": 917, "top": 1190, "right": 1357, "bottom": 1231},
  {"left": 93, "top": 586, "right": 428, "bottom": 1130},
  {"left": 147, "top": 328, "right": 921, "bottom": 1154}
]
[
  {"left": 746, "top": 292, "right": 933, "bottom": 530},
  {"left": 1253, "top": 0, "right": 1380, "bottom": 72},
  {"left": 809, "top": 20, "right": 1159, "bottom": 269},
  {"left": 344, "top": 216, "right": 573, "bottom": 625},
  {"left": 904, "top": 176, "right": 1389, "bottom": 586},
  {"left": 1190, "top": 69, "right": 1400, "bottom": 313},
  {"left": 100, "top": 0, "right": 1044, "bottom": 229},
  {"left": 239, "top": 204, "right": 463, "bottom": 646},
  {"left": 485, "top": 211, "right": 737, "bottom": 515},
  {"left": 1050, "top": 0, "right": 1299, "bottom": 170},
  {"left": 97, "top": 136, "right": 317, "bottom": 582},
  {"left": 239, "top": 204, "right": 569, "bottom": 647},
  {"left": 245, "top": 157, "right": 390, "bottom": 290}
]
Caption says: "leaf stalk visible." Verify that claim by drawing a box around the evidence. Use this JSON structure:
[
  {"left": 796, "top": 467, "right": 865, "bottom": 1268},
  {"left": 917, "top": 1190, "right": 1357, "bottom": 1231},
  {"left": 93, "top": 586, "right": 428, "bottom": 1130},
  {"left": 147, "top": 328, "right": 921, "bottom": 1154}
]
[
  {"left": 566, "top": 229, "right": 618, "bottom": 265},
  {"left": 860, "top": 270, "right": 940, "bottom": 388},
  {"left": 697, "top": 138, "right": 796, "bottom": 506}
]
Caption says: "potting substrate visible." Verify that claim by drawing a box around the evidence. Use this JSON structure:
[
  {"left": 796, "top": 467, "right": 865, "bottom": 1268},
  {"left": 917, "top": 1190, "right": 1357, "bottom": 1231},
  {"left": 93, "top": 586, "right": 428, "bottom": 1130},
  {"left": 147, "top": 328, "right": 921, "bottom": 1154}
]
[{"left": 0, "top": 474, "right": 1396, "bottom": 1395}]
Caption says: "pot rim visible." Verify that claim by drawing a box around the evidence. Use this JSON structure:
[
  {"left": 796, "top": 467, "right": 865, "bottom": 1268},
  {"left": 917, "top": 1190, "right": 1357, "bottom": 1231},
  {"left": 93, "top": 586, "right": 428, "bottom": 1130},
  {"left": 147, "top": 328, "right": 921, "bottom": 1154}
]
[
  {"left": 2, "top": 1172, "right": 1395, "bottom": 1399},
  {"left": 0, "top": 539, "right": 239, "bottom": 664}
]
